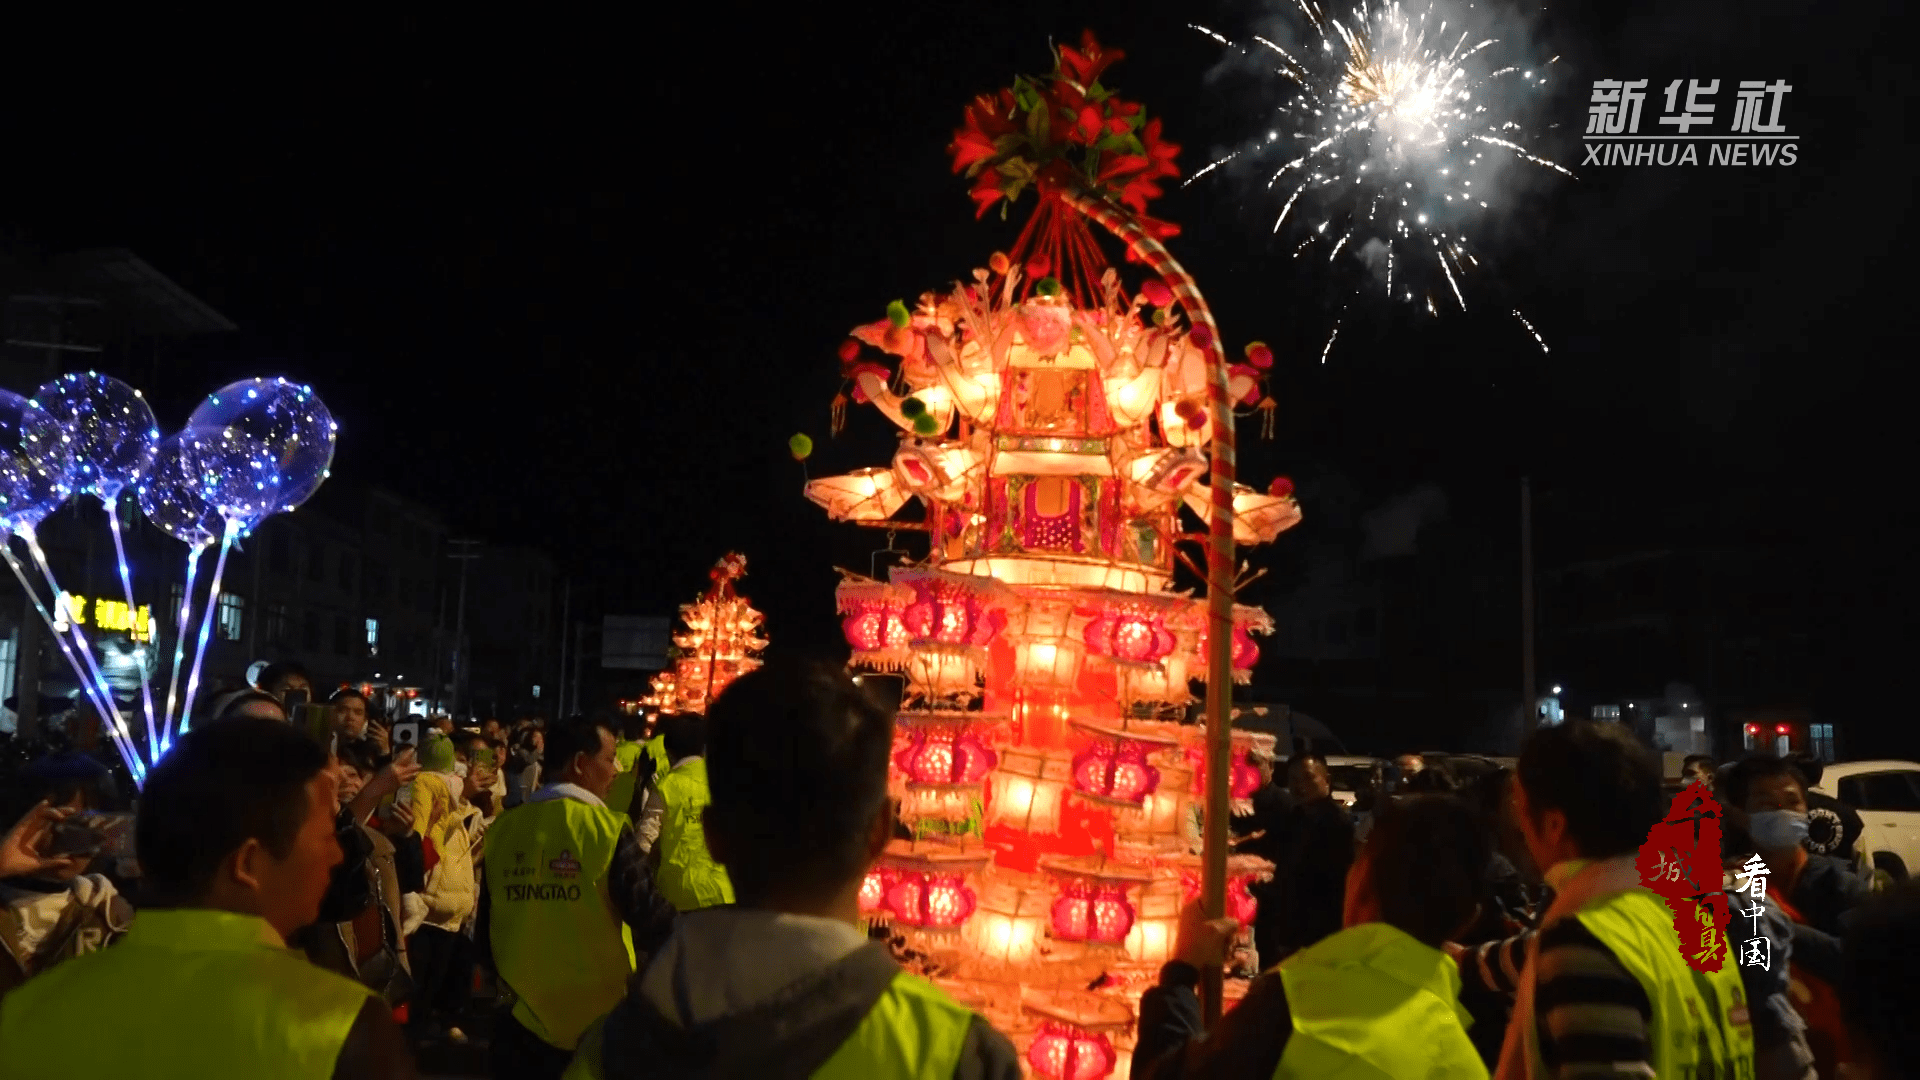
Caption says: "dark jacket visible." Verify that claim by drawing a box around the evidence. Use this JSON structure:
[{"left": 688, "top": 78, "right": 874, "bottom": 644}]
[
  {"left": 1248, "top": 797, "right": 1354, "bottom": 964},
  {"left": 1787, "top": 851, "right": 1872, "bottom": 938},
  {"left": 1802, "top": 791, "right": 1863, "bottom": 865},
  {"left": 1133, "top": 961, "right": 1292, "bottom": 1079},
  {"left": 590, "top": 911, "right": 1019, "bottom": 1080}
]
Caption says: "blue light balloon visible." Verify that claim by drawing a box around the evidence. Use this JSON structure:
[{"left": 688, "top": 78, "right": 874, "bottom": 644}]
[
  {"left": 186, "top": 428, "right": 283, "bottom": 527},
  {"left": 134, "top": 434, "right": 225, "bottom": 546},
  {"left": 186, "top": 378, "right": 335, "bottom": 511},
  {"left": 31, "top": 371, "right": 160, "bottom": 500},
  {"left": 0, "top": 391, "right": 74, "bottom": 532}
]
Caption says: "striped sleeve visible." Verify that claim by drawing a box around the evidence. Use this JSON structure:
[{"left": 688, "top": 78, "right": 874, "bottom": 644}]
[
  {"left": 1533, "top": 917, "right": 1655, "bottom": 1079},
  {"left": 1464, "top": 929, "right": 1533, "bottom": 994}
]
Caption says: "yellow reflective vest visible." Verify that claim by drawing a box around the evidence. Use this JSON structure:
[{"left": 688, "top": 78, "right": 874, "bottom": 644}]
[
  {"left": 654, "top": 758, "right": 734, "bottom": 912},
  {"left": 606, "top": 740, "right": 644, "bottom": 818},
  {"left": 485, "top": 794, "right": 636, "bottom": 1050},
  {"left": 1534, "top": 887, "right": 1755, "bottom": 1080},
  {"left": 642, "top": 736, "right": 670, "bottom": 783},
  {"left": 0, "top": 908, "right": 371, "bottom": 1080},
  {"left": 1274, "top": 921, "right": 1488, "bottom": 1079},
  {"left": 563, "top": 970, "right": 975, "bottom": 1080}
]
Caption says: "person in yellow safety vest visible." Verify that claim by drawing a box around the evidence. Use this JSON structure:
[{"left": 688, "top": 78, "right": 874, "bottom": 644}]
[
  {"left": 647, "top": 713, "right": 736, "bottom": 912},
  {"left": 476, "top": 714, "right": 679, "bottom": 1080},
  {"left": 604, "top": 714, "right": 649, "bottom": 821},
  {"left": 564, "top": 659, "right": 1022, "bottom": 1079},
  {"left": 1132, "top": 792, "right": 1498, "bottom": 1079},
  {"left": 1491, "top": 720, "right": 1754, "bottom": 1080},
  {"left": 0, "top": 716, "right": 415, "bottom": 1079}
]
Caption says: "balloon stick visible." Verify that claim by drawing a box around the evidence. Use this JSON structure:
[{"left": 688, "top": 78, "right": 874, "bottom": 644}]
[
  {"left": 103, "top": 494, "right": 161, "bottom": 757},
  {"left": 176, "top": 519, "right": 239, "bottom": 737},
  {"left": 160, "top": 543, "right": 206, "bottom": 752},
  {"left": 0, "top": 537, "right": 146, "bottom": 784},
  {"left": 17, "top": 527, "right": 142, "bottom": 769}
]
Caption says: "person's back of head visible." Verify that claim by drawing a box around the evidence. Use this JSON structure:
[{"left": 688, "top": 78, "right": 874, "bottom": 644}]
[
  {"left": 254, "top": 660, "right": 310, "bottom": 697},
  {"left": 1517, "top": 720, "right": 1662, "bottom": 861},
  {"left": 661, "top": 713, "right": 706, "bottom": 764},
  {"left": 1841, "top": 881, "right": 1920, "bottom": 1080},
  {"left": 703, "top": 659, "right": 893, "bottom": 909},
  {"left": 206, "top": 689, "right": 289, "bottom": 726},
  {"left": 136, "top": 717, "right": 337, "bottom": 935},
  {"left": 1355, "top": 793, "right": 1492, "bottom": 946}
]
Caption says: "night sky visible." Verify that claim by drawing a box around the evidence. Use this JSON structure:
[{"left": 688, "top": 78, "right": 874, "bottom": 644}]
[{"left": 3, "top": 3, "right": 1909, "bottom": 743}]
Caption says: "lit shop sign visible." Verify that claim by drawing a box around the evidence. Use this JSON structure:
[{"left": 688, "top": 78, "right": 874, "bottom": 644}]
[{"left": 57, "top": 593, "right": 155, "bottom": 642}]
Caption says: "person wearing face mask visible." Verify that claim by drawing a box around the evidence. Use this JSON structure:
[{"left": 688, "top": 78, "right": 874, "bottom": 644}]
[
  {"left": 1722, "top": 754, "right": 1872, "bottom": 1079},
  {"left": 1723, "top": 756, "right": 1871, "bottom": 939}
]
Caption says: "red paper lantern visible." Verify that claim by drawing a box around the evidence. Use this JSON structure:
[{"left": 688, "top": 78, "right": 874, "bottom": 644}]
[
  {"left": 1178, "top": 869, "right": 1261, "bottom": 929},
  {"left": 901, "top": 578, "right": 1004, "bottom": 648},
  {"left": 1071, "top": 737, "right": 1161, "bottom": 805},
  {"left": 860, "top": 867, "right": 894, "bottom": 915},
  {"left": 884, "top": 871, "right": 977, "bottom": 929},
  {"left": 1231, "top": 624, "right": 1259, "bottom": 671},
  {"left": 1188, "top": 748, "right": 1264, "bottom": 801},
  {"left": 897, "top": 727, "right": 998, "bottom": 786},
  {"left": 842, "top": 602, "right": 909, "bottom": 653},
  {"left": 1028, "top": 1021, "right": 1117, "bottom": 1080},
  {"left": 1082, "top": 608, "right": 1176, "bottom": 664},
  {"left": 1050, "top": 880, "right": 1135, "bottom": 944}
]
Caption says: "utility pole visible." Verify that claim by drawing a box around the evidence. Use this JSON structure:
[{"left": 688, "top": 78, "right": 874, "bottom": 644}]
[
  {"left": 447, "top": 540, "right": 482, "bottom": 719},
  {"left": 1521, "top": 476, "right": 1536, "bottom": 731},
  {"left": 556, "top": 578, "right": 570, "bottom": 716}
]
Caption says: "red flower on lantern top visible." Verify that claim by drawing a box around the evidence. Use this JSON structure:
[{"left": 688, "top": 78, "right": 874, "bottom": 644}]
[{"left": 949, "top": 30, "right": 1181, "bottom": 240}]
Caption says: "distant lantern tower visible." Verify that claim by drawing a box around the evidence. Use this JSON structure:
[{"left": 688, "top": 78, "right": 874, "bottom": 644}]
[{"left": 641, "top": 553, "right": 766, "bottom": 715}]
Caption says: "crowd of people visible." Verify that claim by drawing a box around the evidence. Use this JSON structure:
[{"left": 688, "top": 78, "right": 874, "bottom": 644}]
[{"left": 0, "top": 660, "right": 1916, "bottom": 1079}]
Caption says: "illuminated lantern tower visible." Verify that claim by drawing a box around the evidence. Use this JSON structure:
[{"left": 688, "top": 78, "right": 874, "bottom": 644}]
[
  {"left": 801, "top": 33, "right": 1302, "bottom": 1073},
  {"left": 641, "top": 553, "right": 767, "bottom": 715}
]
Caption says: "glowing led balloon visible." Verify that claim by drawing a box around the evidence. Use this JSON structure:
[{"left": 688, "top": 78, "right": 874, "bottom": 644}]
[
  {"left": 31, "top": 372, "right": 160, "bottom": 499},
  {"left": 1190, "top": 1, "right": 1567, "bottom": 355},
  {"left": 185, "top": 428, "right": 283, "bottom": 529},
  {"left": 135, "top": 434, "right": 227, "bottom": 546},
  {"left": 0, "top": 391, "right": 74, "bottom": 531},
  {"left": 187, "top": 378, "right": 336, "bottom": 511}
]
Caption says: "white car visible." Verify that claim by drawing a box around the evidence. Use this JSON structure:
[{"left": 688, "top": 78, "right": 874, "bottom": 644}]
[{"left": 1812, "top": 760, "right": 1920, "bottom": 881}]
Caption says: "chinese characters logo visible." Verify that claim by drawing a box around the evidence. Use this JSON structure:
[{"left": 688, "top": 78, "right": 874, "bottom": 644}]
[
  {"left": 1585, "top": 79, "right": 1796, "bottom": 167},
  {"left": 1733, "top": 855, "right": 1772, "bottom": 972},
  {"left": 1635, "top": 779, "right": 1728, "bottom": 972}
]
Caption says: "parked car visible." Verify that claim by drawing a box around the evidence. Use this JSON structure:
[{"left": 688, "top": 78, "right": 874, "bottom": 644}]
[{"left": 1812, "top": 760, "right": 1920, "bottom": 881}]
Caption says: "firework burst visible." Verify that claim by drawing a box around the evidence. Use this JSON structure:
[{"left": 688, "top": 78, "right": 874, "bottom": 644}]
[{"left": 1192, "top": 0, "right": 1567, "bottom": 355}]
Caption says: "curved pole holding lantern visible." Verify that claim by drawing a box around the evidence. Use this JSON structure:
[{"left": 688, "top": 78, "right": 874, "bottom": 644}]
[{"left": 1059, "top": 187, "right": 1238, "bottom": 1025}]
